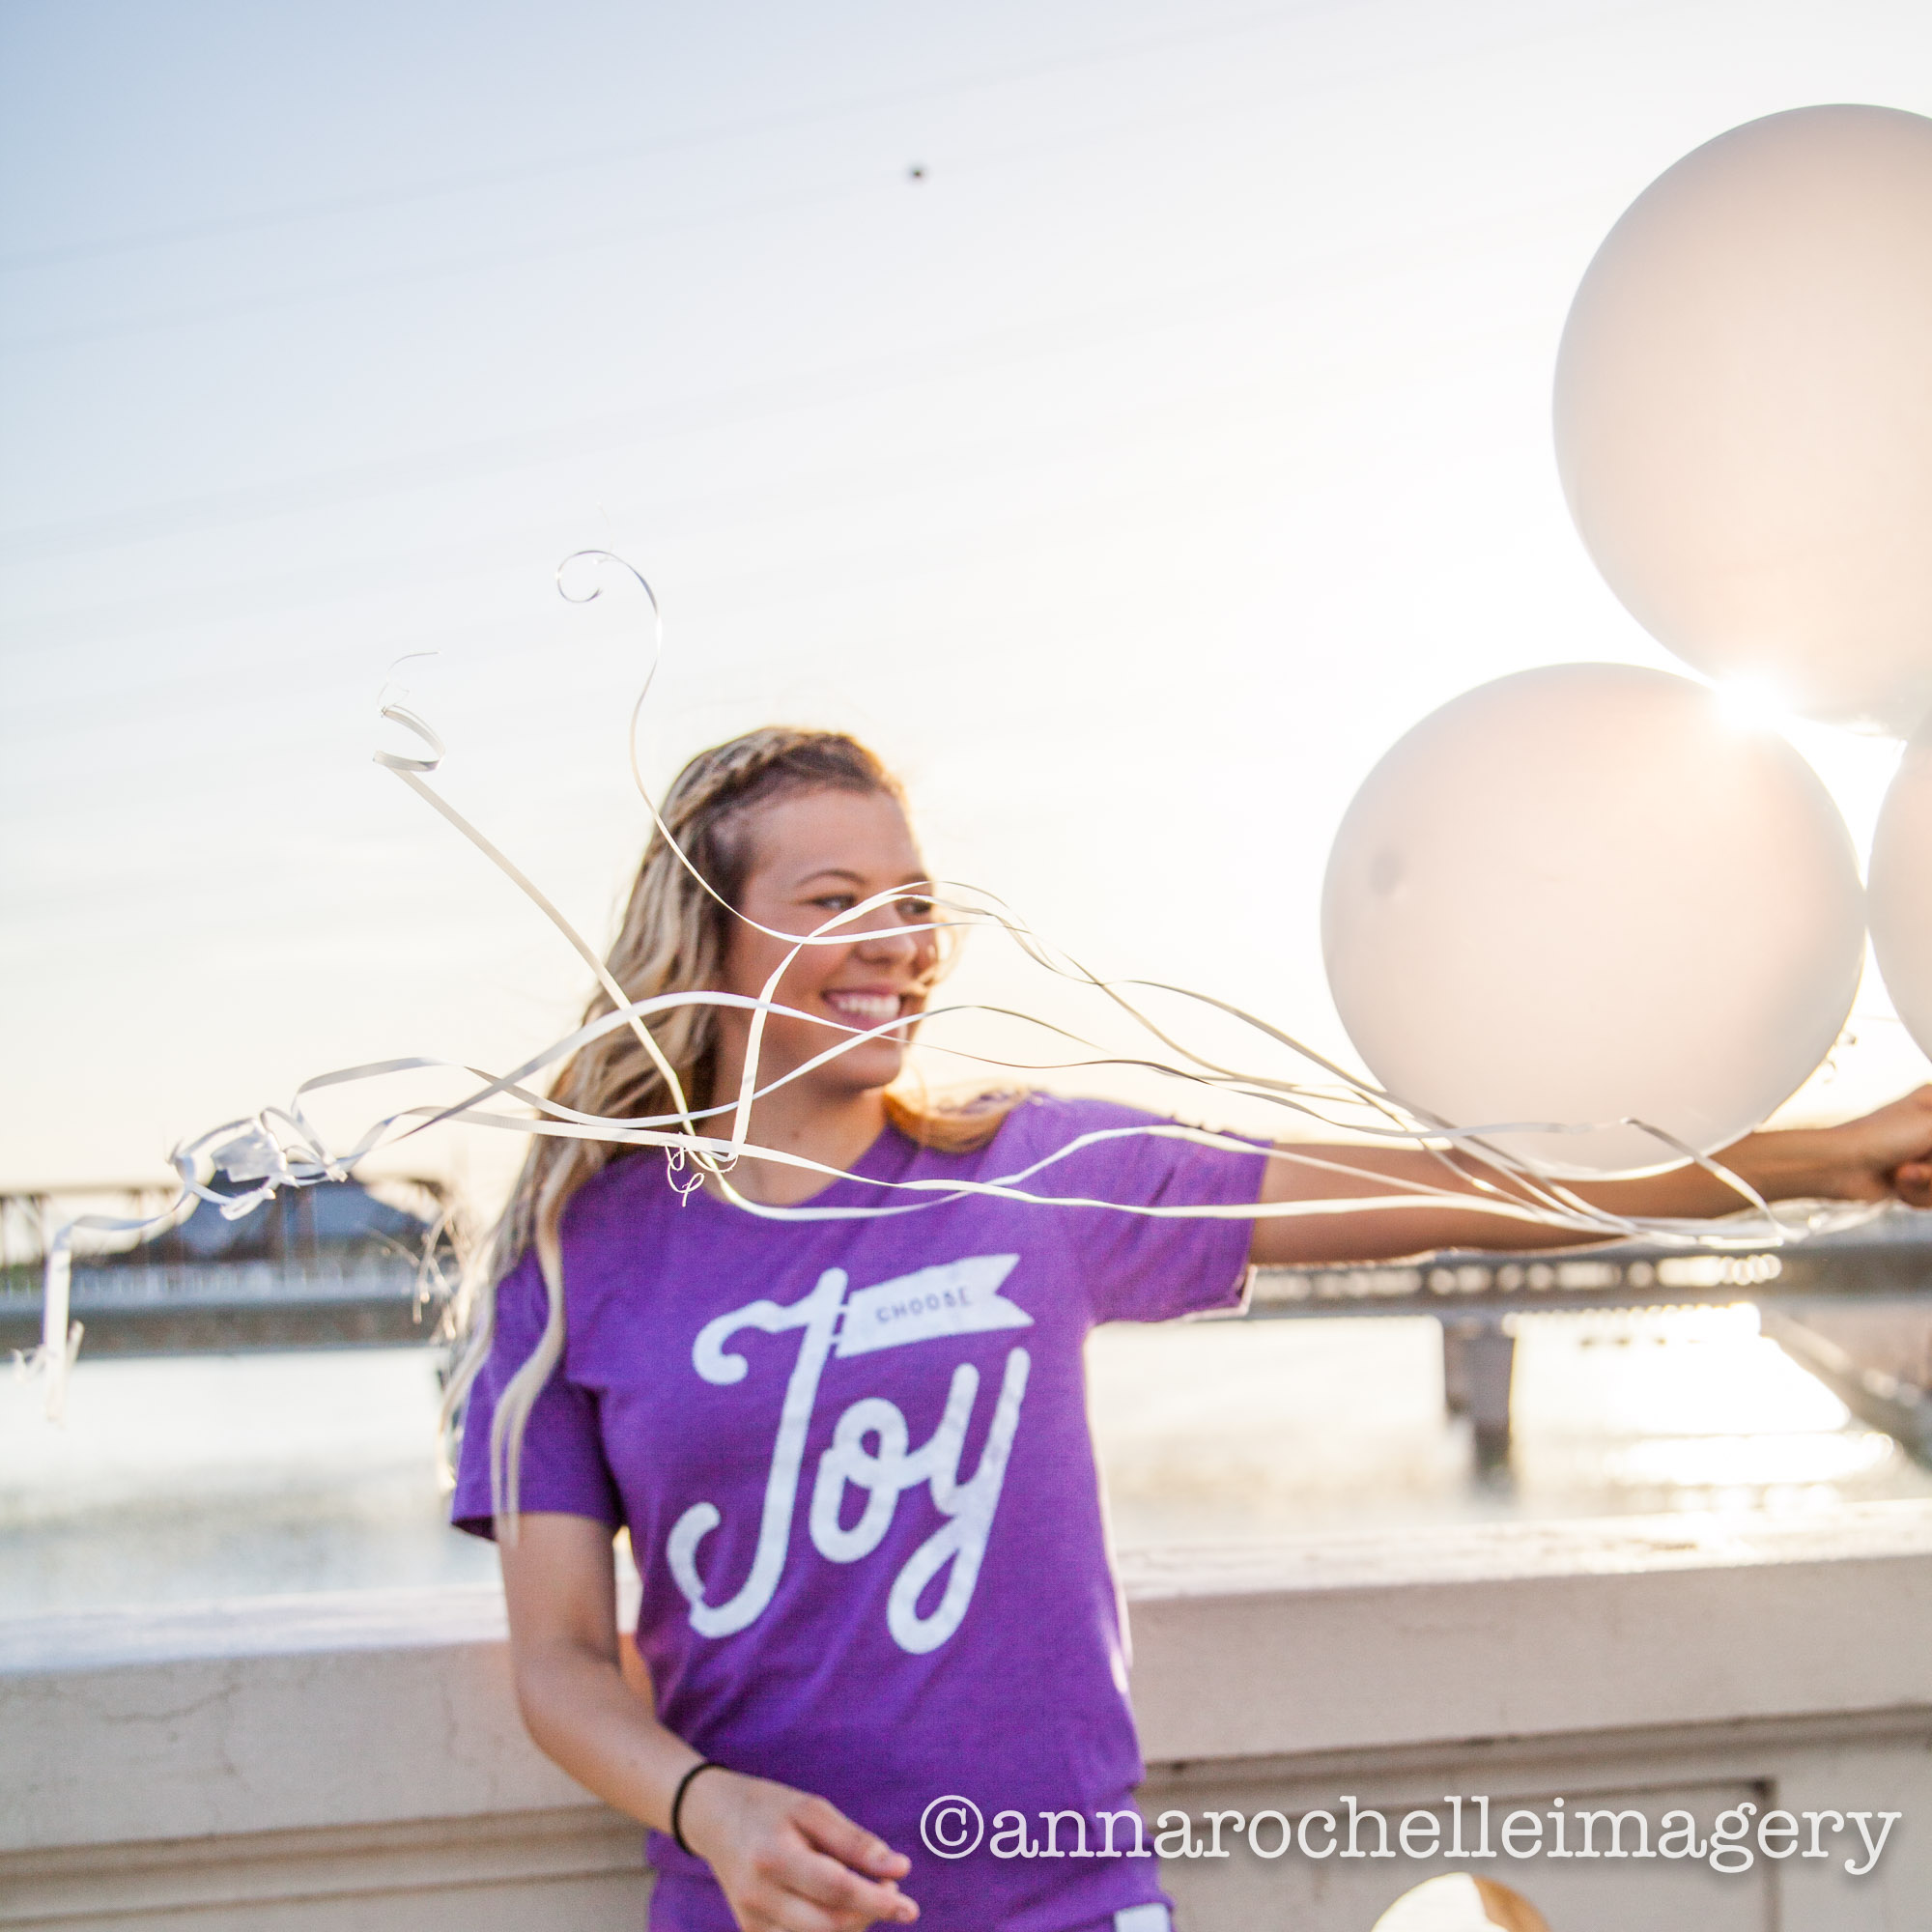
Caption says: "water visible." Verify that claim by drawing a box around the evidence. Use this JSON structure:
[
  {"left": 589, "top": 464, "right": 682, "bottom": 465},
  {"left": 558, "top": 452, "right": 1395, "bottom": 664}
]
[
  {"left": 1087, "top": 1305, "right": 1932, "bottom": 1544},
  {"left": 0, "top": 1350, "right": 497, "bottom": 1619},
  {"left": 4, "top": 1306, "right": 1929, "bottom": 1620}
]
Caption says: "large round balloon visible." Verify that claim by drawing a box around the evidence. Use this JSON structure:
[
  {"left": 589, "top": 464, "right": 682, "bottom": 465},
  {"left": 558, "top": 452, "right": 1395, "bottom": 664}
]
[
  {"left": 1321, "top": 664, "right": 1864, "bottom": 1176},
  {"left": 1867, "top": 729, "right": 1932, "bottom": 1063},
  {"left": 1555, "top": 104, "right": 1932, "bottom": 736}
]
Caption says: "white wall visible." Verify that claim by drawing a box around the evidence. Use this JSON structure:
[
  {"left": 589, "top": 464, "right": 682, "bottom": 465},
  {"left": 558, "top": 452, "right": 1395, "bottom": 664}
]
[{"left": 6, "top": 1504, "right": 1932, "bottom": 1929}]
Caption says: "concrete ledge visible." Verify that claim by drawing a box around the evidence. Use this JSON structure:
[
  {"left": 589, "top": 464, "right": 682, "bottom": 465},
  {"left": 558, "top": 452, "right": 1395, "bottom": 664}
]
[
  {"left": 8, "top": 1502, "right": 1932, "bottom": 1929},
  {"left": 0, "top": 1598, "right": 572, "bottom": 1851},
  {"left": 1118, "top": 1505, "right": 1932, "bottom": 1762},
  {"left": 0, "top": 1810, "right": 639, "bottom": 1928}
]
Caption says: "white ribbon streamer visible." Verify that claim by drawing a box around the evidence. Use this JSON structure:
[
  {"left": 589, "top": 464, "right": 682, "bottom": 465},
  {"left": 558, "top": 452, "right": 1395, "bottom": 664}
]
[{"left": 17, "top": 553, "right": 1874, "bottom": 1419}]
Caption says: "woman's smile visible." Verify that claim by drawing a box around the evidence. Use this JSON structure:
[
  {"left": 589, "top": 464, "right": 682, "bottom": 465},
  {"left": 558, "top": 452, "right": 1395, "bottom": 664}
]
[{"left": 819, "top": 987, "right": 914, "bottom": 1030}]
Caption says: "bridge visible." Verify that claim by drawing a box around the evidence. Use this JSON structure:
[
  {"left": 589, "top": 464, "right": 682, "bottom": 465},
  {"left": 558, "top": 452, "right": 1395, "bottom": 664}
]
[
  {"left": 0, "top": 1175, "right": 456, "bottom": 1356},
  {"left": 1248, "top": 1211, "right": 1932, "bottom": 1466},
  {"left": 6, "top": 1175, "right": 1930, "bottom": 1468}
]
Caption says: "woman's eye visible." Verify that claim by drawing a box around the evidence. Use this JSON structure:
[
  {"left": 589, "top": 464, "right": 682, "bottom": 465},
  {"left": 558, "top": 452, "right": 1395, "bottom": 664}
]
[
  {"left": 810, "top": 895, "right": 857, "bottom": 913},
  {"left": 898, "top": 897, "right": 935, "bottom": 921}
]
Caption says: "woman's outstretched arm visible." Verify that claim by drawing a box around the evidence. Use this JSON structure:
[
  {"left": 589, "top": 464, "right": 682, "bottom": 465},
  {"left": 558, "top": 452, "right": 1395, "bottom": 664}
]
[
  {"left": 498, "top": 1512, "right": 919, "bottom": 1931},
  {"left": 1247, "top": 1086, "right": 1932, "bottom": 1268}
]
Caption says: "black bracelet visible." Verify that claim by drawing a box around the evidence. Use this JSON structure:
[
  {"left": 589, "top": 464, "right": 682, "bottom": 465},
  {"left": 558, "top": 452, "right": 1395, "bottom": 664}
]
[{"left": 670, "top": 1758, "right": 725, "bottom": 1856}]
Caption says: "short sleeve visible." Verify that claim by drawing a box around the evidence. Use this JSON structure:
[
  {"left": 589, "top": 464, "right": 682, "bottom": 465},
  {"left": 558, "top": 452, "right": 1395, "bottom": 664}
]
[
  {"left": 1015, "top": 1098, "right": 1268, "bottom": 1325},
  {"left": 450, "top": 1246, "right": 624, "bottom": 1540}
]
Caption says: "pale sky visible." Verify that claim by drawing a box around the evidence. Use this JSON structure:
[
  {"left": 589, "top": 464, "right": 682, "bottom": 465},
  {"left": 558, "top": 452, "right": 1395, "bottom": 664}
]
[{"left": 6, "top": 0, "right": 1931, "bottom": 1205}]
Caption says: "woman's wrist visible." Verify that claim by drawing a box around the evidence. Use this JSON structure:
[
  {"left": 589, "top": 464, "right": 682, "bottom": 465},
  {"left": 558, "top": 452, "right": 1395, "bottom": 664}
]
[
  {"left": 1721, "top": 1126, "right": 1840, "bottom": 1204},
  {"left": 669, "top": 1758, "right": 726, "bottom": 1855},
  {"left": 671, "top": 1760, "right": 744, "bottom": 1864}
]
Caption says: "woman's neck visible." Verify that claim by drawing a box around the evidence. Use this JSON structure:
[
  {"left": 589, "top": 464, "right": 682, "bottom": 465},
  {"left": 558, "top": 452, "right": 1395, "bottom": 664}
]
[{"left": 699, "top": 1074, "right": 889, "bottom": 1208}]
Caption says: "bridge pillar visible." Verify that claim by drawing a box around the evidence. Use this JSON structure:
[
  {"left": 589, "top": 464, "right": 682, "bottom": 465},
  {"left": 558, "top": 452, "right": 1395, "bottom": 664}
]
[{"left": 1441, "top": 1316, "right": 1516, "bottom": 1470}]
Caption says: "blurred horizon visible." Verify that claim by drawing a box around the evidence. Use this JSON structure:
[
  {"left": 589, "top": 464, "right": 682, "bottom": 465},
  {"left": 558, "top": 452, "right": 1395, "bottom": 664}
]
[{"left": 11, "top": 1304, "right": 1930, "bottom": 1621}]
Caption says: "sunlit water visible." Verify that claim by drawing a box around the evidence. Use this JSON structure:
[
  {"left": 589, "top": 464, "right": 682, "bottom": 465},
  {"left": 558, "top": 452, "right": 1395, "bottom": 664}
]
[
  {"left": 1087, "top": 1304, "right": 1932, "bottom": 1545},
  {"left": 0, "top": 1350, "right": 498, "bottom": 1619},
  {"left": 4, "top": 1305, "right": 1929, "bottom": 1620}
]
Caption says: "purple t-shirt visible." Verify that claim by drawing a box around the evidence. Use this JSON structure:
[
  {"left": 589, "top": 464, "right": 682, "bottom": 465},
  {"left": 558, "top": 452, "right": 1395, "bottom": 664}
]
[{"left": 453, "top": 1094, "right": 1265, "bottom": 1932}]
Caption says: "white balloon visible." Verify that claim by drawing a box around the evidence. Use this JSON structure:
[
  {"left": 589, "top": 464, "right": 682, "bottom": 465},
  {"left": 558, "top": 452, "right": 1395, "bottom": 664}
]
[
  {"left": 1373, "top": 1875, "right": 1548, "bottom": 1932},
  {"left": 1867, "top": 731, "right": 1932, "bottom": 1064},
  {"left": 1321, "top": 664, "right": 1864, "bottom": 1176},
  {"left": 1555, "top": 104, "right": 1932, "bottom": 736}
]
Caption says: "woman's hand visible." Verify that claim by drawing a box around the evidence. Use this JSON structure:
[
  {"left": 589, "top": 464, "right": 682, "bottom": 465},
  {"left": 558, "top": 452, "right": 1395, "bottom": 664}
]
[
  {"left": 1746, "top": 1084, "right": 1932, "bottom": 1208},
  {"left": 499, "top": 1516, "right": 916, "bottom": 1930},
  {"left": 679, "top": 1768, "right": 919, "bottom": 1931}
]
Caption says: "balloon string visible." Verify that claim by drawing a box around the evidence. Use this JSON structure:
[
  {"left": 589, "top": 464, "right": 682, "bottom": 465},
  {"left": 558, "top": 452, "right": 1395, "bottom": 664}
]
[{"left": 17, "top": 554, "right": 1872, "bottom": 1418}]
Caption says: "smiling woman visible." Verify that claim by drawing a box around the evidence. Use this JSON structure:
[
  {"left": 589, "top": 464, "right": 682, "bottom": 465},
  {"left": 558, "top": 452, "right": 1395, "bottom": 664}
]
[
  {"left": 479, "top": 729, "right": 1012, "bottom": 1281},
  {"left": 445, "top": 724, "right": 1932, "bottom": 1932},
  {"left": 461, "top": 727, "right": 1025, "bottom": 1508}
]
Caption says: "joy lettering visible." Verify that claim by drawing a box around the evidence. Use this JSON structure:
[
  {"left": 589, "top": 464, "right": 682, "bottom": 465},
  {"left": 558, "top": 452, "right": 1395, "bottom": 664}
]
[{"left": 667, "top": 1261, "right": 1033, "bottom": 1654}]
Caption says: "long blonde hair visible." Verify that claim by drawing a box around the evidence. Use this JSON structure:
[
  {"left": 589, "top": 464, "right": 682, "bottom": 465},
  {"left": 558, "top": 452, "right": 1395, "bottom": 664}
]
[{"left": 447, "top": 725, "right": 1019, "bottom": 1525}]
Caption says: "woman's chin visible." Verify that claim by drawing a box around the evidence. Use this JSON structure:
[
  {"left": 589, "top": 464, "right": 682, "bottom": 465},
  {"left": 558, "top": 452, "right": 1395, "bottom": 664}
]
[{"left": 832, "top": 1043, "right": 909, "bottom": 1096}]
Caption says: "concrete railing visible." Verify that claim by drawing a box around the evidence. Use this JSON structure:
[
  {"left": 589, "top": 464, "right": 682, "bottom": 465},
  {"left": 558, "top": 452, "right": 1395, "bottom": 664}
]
[{"left": 7, "top": 1503, "right": 1932, "bottom": 1930}]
